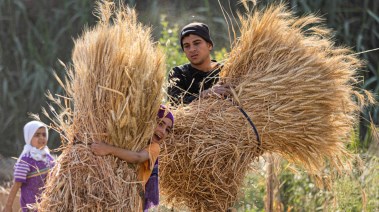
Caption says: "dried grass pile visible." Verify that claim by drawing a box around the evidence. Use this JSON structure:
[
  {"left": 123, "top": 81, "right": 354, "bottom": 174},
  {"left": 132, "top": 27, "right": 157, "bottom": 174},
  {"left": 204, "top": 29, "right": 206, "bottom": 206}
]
[
  {"left": 36, "top": 1, "right": 165, "bottom": 211},
  {"left": 160, "top": 3, "right": 373, "bottom": 211}
]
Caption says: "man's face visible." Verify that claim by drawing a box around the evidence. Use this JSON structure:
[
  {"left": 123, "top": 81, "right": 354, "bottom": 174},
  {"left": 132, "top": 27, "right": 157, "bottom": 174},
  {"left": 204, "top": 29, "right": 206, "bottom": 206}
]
[{"left": 182, "top": 34, "right": 212, "bottom": 66}]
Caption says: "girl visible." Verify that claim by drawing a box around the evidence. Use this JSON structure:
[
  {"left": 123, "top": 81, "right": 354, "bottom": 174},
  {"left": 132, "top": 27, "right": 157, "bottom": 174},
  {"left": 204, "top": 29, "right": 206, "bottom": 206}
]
[
  {"left": 91, "top": 105, "right": 174, "bottom": 211},
  {"left": 3, "top": 121, "right": 55, "bottom": 212}
]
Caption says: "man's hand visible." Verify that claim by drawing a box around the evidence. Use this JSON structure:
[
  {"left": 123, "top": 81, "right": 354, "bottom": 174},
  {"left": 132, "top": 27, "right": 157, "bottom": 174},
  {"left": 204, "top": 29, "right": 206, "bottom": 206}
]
[
  {"left": 200, "top": 82, "right": 232, "bottom": 99},
  {"left": 91, "top": 141, "right": 113, "bottom": 156}
]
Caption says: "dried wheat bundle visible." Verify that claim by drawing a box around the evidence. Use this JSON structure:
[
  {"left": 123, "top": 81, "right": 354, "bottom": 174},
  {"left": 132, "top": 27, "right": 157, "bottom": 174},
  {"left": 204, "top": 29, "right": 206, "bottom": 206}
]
[
  {"left": 37, "top": 1, "right": 165, "bottom": 211},
  {"left": 38, "top": 144, "right": 141, "bottom": 211},
  {"left": 160, "top": 100, "right": 260, "bottom": 211},
  {"left": 160, "top": 3, "right": 372, "bottom": 211}
]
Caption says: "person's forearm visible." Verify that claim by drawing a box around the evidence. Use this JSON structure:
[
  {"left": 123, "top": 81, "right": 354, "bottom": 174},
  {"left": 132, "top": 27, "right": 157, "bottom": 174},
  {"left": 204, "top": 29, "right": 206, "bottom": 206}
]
[
  {"left": 109, "top": 146, "right": 146, "bottom": 164},
  {"left": 3, "top": 182, "right": 22, "bottom": 211}
]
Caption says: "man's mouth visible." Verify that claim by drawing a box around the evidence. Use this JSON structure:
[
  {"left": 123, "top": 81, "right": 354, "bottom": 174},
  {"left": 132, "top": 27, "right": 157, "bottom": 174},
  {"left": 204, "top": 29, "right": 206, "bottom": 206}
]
[{"left": 190, "top": 54, "right": 198, "bottom": 59}]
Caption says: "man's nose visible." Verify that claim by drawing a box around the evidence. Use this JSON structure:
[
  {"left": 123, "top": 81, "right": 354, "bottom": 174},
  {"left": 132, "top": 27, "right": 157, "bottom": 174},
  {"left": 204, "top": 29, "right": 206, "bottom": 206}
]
[{"left": 189, "top": 45, "right": 196, "bottom": 52}]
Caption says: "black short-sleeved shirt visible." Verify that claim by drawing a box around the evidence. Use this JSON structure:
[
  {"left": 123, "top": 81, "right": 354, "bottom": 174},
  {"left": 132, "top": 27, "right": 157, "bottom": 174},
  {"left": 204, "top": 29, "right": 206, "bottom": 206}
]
[{"left": 167, "top": 61, "right": 222, "bottom": 105}]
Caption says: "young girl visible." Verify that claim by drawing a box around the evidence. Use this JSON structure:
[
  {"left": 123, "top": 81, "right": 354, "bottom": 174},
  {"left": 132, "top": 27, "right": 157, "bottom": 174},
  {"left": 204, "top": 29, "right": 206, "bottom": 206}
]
[
  {"left": 3, "top": 121, "right": 55, "bottom": 212},
  {"left": 91, "top": 105, "right": 174, "bottom": 211}
]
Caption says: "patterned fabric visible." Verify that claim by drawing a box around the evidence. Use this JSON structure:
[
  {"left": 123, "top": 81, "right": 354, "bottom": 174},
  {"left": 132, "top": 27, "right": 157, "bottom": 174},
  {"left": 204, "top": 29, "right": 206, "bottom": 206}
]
[
  {"left": 143, "top": 159, "right": 159, "bottom": 211},
  {"left": 14, "top": 155, "right": 55, "bottom": 212}
]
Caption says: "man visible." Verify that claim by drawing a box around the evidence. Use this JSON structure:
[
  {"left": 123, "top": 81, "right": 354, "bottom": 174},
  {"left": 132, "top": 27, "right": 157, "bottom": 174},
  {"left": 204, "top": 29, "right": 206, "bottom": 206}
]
[{"left": 168, "top": 22, "right": 230, "bottom": 105}]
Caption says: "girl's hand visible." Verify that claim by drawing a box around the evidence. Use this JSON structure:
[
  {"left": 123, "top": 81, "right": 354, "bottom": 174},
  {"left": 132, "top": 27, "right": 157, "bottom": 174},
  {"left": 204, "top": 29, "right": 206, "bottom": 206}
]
[{"left": 90, "top": 141, "right": 113, "bottom": 156}]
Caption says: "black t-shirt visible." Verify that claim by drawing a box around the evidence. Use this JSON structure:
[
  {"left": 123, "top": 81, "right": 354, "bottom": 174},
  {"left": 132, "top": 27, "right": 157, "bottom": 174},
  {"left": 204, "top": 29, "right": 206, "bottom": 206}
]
[{"left": 167, "top": 61, "right": 222, "bottom": 105}]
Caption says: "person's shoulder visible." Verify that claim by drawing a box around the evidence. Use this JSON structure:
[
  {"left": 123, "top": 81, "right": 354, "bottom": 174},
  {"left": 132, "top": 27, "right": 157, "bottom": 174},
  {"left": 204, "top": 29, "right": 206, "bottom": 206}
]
[
  {"left": 149, "top": 142, "right": 160, "bottom": 149},
  {"left": 211, "top": 59, "right": 224, "bottom": 69},
  {"left": 144, "top": 141, "right": 160, "bottom": 148},
  {"left": 46, "top": 154, "right": 55, "bottom": 163},
  {"left": 172, "top": 63, "right": 191, "bottom": 73},
  {"left": 170, "top": 63, "right": 193, "bottom": 79},
  {"left": 15, "top": 156, "right": 33, "bottom": 167},
  {"left": 146, "top": 142, "right": 160, "bottom": 152}
]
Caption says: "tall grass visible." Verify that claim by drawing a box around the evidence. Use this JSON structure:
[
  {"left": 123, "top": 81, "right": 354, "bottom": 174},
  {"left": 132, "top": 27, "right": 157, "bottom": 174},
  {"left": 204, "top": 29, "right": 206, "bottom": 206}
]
[{"left": 0, "top": 0, "right": 95, "bottom": 157}]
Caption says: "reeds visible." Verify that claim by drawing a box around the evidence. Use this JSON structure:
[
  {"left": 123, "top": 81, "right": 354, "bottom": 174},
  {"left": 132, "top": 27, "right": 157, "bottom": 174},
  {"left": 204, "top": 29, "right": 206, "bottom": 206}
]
[
  {"left": 160, "top": 3, "right": 373, "bottom": 211},
  {"left": 37, "top": 1, "right": 165, "bottom": 211}
]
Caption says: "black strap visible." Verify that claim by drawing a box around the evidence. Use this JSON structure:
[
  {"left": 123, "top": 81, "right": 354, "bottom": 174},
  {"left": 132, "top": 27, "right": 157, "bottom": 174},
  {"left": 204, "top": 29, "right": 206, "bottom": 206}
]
[
  {"left": 229, "top": 99, "right": 262, "bottom": 153},
  {"left": 237, "top": 106, "right": 261, "bottom": 147}
]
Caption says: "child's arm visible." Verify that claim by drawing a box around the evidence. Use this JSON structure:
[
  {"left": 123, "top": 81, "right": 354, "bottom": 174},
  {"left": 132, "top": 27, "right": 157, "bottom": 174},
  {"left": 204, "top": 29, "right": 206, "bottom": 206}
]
[
  {"left": 3, "top": 181, "right": 22, "bottom": 212},
  {"left": 91, "top": 141, "right": 149, "bottom": 163}
]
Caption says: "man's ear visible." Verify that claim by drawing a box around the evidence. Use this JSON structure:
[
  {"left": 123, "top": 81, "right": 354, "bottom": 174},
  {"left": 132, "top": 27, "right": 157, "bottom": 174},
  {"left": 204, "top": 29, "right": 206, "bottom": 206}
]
[{"left": 208, "top": 43, "right": 213, "bottom": 51}]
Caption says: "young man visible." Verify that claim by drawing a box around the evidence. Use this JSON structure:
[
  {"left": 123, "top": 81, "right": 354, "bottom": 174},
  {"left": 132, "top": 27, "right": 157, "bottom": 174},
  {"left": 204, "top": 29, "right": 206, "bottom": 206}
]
[{"left": 168, "top": 22, "right": 230, "bottom": 105}]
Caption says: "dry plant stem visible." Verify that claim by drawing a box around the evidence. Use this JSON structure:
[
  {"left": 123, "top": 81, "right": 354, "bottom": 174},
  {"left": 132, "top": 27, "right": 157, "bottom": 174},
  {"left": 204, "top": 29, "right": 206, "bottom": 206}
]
[
  {"left": 38, "top": 1, "right": 166, "bottom": 211},
  {"left": 38, "top": 145, "right": 140, "bottom": 212},
  {"left": 160, "top": 3, "right": 373, "bottom": 212},
  {"left": 161, "top": 100, "right": 261, "bottom": 212}
]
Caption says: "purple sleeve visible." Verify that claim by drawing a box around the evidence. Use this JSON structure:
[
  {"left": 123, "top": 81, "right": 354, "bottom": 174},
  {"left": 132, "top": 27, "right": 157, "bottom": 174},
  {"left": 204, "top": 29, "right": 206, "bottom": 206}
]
[{"left": 14, "top": 160, "right": 30, "bottom": 183}]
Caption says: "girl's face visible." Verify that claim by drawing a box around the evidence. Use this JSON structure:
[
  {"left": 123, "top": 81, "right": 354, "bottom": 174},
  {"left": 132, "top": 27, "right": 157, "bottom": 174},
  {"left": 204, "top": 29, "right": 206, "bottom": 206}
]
[
  {"left": 30, "top": 127, "right": 47, "bottom": 149},
  {"left": 152, "top": 117, "right": 173, "bottom": 144}
]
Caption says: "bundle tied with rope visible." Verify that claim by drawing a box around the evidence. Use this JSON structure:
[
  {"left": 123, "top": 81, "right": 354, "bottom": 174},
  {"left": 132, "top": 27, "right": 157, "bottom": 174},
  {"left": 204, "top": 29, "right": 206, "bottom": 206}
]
[
  {"left": 160, "top": 3, "right": 373, "bottom": 212},
  {"left": 36, "top": 1, "right": 166, "bottom": 211}
]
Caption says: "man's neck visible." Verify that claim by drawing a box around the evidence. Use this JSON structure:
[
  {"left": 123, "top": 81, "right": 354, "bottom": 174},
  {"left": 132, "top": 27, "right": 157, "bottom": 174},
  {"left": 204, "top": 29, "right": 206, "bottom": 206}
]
[{"left": 190, "top": 59, "right": 216, "bottom": 73}]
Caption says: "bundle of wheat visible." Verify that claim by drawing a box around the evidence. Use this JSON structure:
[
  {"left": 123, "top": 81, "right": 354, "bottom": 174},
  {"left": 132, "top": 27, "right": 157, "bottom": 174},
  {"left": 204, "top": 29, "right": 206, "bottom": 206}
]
[
  {"left": 160, "top": 101, "right": 260, "bottom": 211},
  {"left": 160, "top": 3, "right": 373, "bottom": 211},
  {"left": 37, "top": 1, "right": 165, "bottom": 211}
]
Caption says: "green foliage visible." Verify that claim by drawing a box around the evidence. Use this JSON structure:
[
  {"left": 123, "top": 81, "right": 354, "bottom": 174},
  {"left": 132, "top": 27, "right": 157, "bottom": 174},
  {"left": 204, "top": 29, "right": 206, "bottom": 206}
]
[
  {"left": 279, "top": 170, "right": 326, "bottom": 211},
  {"left": 329, "top": 176, "right": 363, "bottom": 211},
  {"left": 364, "top": 157, "right": 379, "bottom": 210},
  {"left": 158, "top": 16, "right": 188, "bottom": 75},
  {"left": 214, "top": 47, "right": 228, "bottom": 63},
  {"left": 236, "top": 171, "right": 266, "bottom": 212},
  {"left": 0, "top": 0, "right": 97, "bottom": 157},
  {"left": 232, "top": 155, "right": 379, "bottom": 212}
]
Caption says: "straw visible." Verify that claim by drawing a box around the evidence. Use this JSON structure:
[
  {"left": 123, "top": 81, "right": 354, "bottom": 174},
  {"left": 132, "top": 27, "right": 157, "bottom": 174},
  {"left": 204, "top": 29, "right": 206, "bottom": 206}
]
[
  {"left": 160, "top": 3, "right": 373, "bottom": 211},
  {"left": 37, "top": 1, "right": 166, "bottom": 211}
]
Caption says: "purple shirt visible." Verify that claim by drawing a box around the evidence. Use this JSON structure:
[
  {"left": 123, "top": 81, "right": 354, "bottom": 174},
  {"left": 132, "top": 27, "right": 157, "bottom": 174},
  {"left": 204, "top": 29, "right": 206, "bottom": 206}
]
[{"left": 14, "top": 154, "right": 54, "bottom": 212}]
